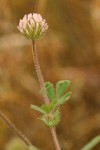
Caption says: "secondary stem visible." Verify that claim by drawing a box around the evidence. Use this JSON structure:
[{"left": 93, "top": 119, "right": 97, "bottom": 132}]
[
  {"left": 32, "top": 40, "right": 61, "bottom": 150},
  {"left": 0, "top": 110, "right": 32, "bottom": 146}
]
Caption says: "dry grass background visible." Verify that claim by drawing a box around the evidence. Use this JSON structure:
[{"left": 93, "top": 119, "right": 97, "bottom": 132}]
[{"left": 0, "top": 0, "right": 100, "bottom": 150}]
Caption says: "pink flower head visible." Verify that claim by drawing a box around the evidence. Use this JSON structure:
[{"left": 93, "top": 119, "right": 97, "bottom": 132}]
[{"left": 17, "top": 13, "right": 48, "bottom": 39}]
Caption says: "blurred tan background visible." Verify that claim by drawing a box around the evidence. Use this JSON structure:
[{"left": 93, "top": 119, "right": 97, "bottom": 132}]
[{"left": 0, "top": 0, "right": 100, "bottom": 150}]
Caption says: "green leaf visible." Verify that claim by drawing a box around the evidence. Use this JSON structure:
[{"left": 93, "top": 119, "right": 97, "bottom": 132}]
[
  {"left": 40, "top": 110, "right": 60, "bottom": 127},
  {"left": 39, "top": 116, "right": 50, "bottom": 126},
  {"left": 40, "top": 82, "right": 55, "bottom": 101},
  {"left": 49, "top": 109, "right": 61, "bottom": 127},
  {"left": 41, "top": 100, "right": 57, "bottom": 113},
  {"left": 41, "top": 104, "right": 49, "bottom": 113},
  {"left": 53, "top": 109, "right": 61, "bottom": 125},
  {"left": 53, "top": 109, "right": 60, "bottom": 118},
  {"left": 30, "top": 105, "right": 46, "bottom": 114},
  {"left": 56, "top": 80, "right": 71, "bottom": 99},
  {"left": 50, "top": 99, "right": 58, "bottom": 110},
  {"left": 28, "top": 145, "right": 40, "bottom": 150},
  {"left": 57, "top": 92, "right": 71, "bottom": 106},
  {"left": 81, "top": 135, "right": 100, "bottom": 150}
]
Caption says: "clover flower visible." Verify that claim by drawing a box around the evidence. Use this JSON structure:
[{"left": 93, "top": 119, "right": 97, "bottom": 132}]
[{"left": 17, "top": 13, "right": 48, "bottom": 40}]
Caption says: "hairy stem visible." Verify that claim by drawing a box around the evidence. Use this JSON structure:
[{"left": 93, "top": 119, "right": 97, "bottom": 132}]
[
  {"left": 0, "top": 111, "right": 32, "bottom": 146},
  {"left": 32, "top": 40, "right": 61, "bottom": 150},
  {"left": 32, "top": 40, "right": 49, "bottom": 105},
  {"left": 50, "top": 127, "right": 61, "bottom": 150}
]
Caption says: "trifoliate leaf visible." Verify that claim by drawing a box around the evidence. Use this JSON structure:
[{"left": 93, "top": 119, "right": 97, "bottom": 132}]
[
  {"left": 56, "top": 80, "right": 71, "bottom": 99},
  {"left": 57, "top": 92, "right": 71, "bottom": 106},
  {"left": 41, "top": 100, "right": 57, "bottom": 113},
  {"left": 30, "top": 105, "right": 46, "bottom": 114},
  {"left": 40, "top": 82, "right": 55, "bottom": 101}
]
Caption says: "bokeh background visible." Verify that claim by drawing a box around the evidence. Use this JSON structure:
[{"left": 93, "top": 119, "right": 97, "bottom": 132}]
[{"left": 0, "top": 0, "right": 100, "bottom": 150}]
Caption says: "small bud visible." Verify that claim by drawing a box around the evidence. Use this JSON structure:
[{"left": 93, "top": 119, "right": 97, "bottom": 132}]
[{"left": 17, "top": 13, "right": 48, "bottom": 40}]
